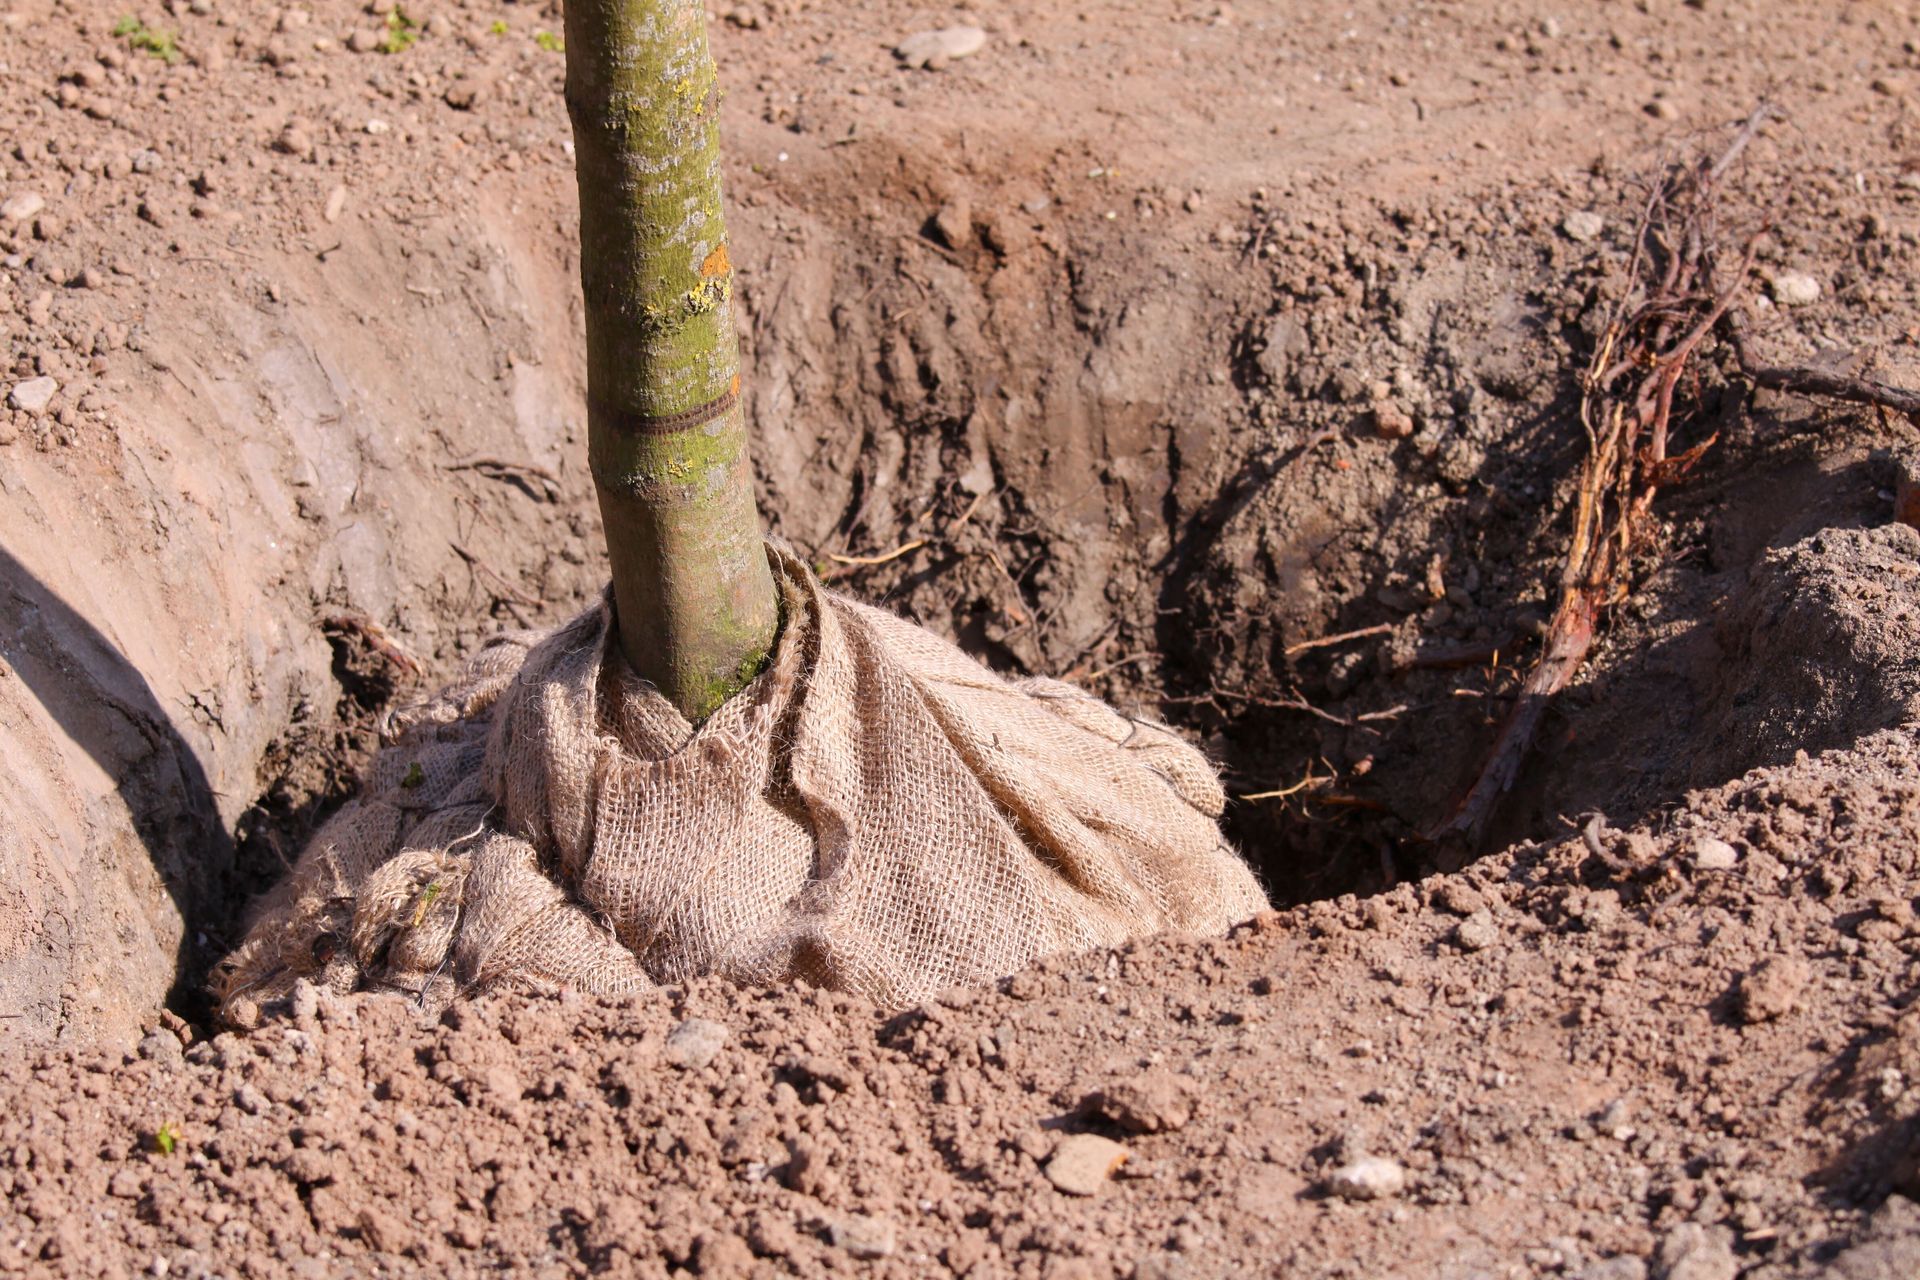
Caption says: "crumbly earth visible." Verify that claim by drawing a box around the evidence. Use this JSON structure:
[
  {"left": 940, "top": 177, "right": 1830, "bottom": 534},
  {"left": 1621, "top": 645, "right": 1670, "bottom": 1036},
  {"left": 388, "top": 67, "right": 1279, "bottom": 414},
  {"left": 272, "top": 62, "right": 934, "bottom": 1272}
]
[
  {"left": 10, "top": 731, "right": 1920, "bottom": 1279},
  {"left": 4, "top": 0, "right": 1920, "bottom": 1274}
]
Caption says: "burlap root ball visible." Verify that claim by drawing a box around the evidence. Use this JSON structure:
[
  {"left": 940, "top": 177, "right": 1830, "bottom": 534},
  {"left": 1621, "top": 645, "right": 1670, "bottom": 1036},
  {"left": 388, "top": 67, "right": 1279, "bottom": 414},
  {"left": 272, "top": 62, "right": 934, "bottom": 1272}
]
[{"left": 214, "top": 543, "right": 1268, "bottom": 1023}]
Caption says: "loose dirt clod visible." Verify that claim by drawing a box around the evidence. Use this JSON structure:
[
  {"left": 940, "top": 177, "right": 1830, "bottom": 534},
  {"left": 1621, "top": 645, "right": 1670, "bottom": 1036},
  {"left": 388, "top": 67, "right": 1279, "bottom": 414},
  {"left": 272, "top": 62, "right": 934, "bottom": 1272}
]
[
  {"left": 1735, "top": 956, "right": 1808, "bottom": 1025},
  {"left": 1082, "top": 1073, "right": 1197, "bottom": 1134}
]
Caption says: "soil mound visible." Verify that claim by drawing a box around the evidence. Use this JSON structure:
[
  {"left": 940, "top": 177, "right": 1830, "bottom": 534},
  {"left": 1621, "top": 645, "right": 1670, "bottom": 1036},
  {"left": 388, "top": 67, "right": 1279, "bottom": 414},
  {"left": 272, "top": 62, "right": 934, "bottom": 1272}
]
[{"left": 10, "top": 729, "right": 1920, "bottom": 1278}]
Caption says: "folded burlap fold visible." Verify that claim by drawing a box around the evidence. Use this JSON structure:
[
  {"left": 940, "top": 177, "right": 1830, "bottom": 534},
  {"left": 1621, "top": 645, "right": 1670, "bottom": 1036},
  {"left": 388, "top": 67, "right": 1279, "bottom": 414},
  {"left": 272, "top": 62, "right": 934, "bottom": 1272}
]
[{"left": 216, "top": 543, "right": 1267, "bottom": 1020}]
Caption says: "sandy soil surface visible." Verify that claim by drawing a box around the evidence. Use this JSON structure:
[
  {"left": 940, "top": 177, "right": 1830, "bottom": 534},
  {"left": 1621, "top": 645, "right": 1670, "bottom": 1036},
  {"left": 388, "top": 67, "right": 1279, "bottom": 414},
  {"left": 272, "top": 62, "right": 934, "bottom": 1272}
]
[{"left": 4, "top": 0, "right": 1920, "bottom": 1275}]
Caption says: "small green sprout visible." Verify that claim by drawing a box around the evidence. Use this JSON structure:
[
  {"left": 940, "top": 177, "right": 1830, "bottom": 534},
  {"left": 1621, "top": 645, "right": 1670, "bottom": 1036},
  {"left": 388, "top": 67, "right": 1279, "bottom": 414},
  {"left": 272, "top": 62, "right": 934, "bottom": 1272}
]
[
  {"left": 489, "top": 19, "right": 509, "bottom": 35},
  {"left": 534, "top": 29, "right": 564, "bottom": 53},
  {"left": 377, "top": 6, "right": 418, "bottom": 55},
  {"left": 400, "top": 762, "right": 425, "bottom": 790},
  {"left": 113, "top": 15, "right": 180, "bottom": 63},
  {"left": 152, "top": 1121, "right": 181, "bottom": 1155},
  {"left": 410, "top": 880, "right": 444, "bottom": 927}
]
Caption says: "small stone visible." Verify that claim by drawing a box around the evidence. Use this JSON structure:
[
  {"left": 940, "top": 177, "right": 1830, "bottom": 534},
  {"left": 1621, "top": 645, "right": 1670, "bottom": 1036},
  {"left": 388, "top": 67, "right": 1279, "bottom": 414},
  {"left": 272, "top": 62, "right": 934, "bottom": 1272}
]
[
  {"left": 1373, "top": 401, "right": 1415, "bottom": 439},
  {"left": 1735, "top": 956, "right": 1807, "bottom": 1024},
  {"left": 1, "top": 192, "right": 45, "bottom": 224},
  {"left": 1691, "top": 836, "right": 1739, "bottom": 871},
  {"left": 108, "top": 1167, "right": 146, "bottom": 1199},
  {"left": 275, "top": 123, "right": 316, "bottom": 161},
  {"left": 323, "top": 184, "right": 348, "bottom": 223},
  {"left": 234, "top": 1083, "right": 266, "bottom": 1115},
  {"left": 1574, "top": 1259, "right": 1648, "bottom": 1280},
  {"left": 895, "top": 26, "right": 988, "bottom": 71},
  {"left": 1654, "top": 1222, "right": 1735, "bottom": 1280},
  {"left": 1045, "top": 1133, "right": 1129, "bottom": 1196},
  {"left": 1768, "top": 271, "right": 1821, "bottom": 307},
  {"left": 1871, "top": 76, "right": 1909, "bottom": 98},
  {"left": 663, "top": 1017, "right": 728, "bottom": 1070},
  {"left": 444, "top": 77, "right": 488, "bottom": 110},
  {"left": 34, "top": 214, "right": 65, "bottom": 241},
  {"left": 1454, "top": 911, "right": 1498, "bottom": 952},
  {"left": 1327, "top": 1156, "right": 1406, "bottom": 1201},
  {"left": 7, "top": 376, "right": 58, "bottom": 415},
  {"left": 1647, "top": 98, "right": 1680, "bottom": 120},
  {"left": 827, "top": 1213, "right": 896, "bottom": 1259},
  {"left": 1562, "top": 209, "right": 1605, "bottom": 243},
  {"left": 346, "top": 29, "right": 381, "bottom": 53}
]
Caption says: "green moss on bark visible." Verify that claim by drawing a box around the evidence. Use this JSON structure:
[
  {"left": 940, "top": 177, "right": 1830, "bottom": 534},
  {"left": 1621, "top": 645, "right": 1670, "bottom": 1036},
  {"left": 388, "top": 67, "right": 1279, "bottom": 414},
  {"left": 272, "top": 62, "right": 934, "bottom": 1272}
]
[{"left": 566, "top": 0, "right": 777, "bottom": 722}]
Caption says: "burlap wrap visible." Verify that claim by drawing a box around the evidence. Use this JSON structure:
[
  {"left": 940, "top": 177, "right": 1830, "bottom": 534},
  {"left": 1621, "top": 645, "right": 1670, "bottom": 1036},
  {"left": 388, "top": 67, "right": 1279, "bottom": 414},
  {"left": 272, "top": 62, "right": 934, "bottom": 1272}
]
[{"left": 215, "top": 543, "right": 1267, "bottom": 1019}]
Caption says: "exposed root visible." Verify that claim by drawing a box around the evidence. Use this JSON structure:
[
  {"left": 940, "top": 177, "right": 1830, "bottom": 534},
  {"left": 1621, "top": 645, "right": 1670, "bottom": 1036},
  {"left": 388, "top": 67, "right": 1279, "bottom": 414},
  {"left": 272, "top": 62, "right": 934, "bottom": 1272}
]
[{"left": 1432, "top": 105, "right": 1920, "bottom": 848}]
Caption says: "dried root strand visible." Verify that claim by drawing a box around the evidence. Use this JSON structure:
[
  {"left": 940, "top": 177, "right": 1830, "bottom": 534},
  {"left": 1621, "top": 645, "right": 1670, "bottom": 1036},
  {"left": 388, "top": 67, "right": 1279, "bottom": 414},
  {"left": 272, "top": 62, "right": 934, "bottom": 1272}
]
[{"left": 1433, "top": 104, "right": 1920, "bottom": 846}]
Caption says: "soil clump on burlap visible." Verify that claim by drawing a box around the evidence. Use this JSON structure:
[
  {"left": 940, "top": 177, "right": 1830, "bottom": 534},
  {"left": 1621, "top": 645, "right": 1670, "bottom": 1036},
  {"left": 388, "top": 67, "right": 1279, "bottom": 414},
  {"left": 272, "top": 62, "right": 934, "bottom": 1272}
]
[{"left": 4, "top": 0, "right": 1920, "bottom": 1275}]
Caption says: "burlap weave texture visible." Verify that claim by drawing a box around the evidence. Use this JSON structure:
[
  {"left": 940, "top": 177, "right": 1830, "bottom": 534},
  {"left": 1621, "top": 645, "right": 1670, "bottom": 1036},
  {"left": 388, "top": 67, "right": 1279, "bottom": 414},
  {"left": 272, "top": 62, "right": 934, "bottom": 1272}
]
[{"left": 216, "top": 544, "right": 1268, "bottom": 1018}]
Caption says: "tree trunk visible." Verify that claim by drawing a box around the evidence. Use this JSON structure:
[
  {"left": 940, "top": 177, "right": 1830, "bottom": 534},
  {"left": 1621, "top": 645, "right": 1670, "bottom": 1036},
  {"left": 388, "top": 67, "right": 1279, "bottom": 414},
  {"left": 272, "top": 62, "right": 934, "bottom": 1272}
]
[{"left": 564, "top": 0, "right": 778, "bottom": 723}]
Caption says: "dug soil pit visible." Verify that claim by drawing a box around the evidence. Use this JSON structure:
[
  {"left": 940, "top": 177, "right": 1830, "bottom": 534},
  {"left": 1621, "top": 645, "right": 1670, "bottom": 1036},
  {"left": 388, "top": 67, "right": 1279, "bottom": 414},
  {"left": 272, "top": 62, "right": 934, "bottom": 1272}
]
[{"left": 4, "top": 0, "right": 1920, "bottom": 1276}]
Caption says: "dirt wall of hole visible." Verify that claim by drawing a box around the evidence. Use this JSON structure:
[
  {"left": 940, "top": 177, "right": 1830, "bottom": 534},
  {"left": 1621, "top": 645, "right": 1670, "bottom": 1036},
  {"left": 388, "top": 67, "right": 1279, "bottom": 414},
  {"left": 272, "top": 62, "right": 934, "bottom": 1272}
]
[{"left": 7, "top": 123, "right": 1918, "bottom": 1046}]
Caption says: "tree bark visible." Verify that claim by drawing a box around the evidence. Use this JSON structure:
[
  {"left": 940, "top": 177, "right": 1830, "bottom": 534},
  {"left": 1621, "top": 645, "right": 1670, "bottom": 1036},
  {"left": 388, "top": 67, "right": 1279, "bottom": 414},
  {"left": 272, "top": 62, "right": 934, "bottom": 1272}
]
[{"left": 564, "top": 0, "right": 777, "bottom": 722}]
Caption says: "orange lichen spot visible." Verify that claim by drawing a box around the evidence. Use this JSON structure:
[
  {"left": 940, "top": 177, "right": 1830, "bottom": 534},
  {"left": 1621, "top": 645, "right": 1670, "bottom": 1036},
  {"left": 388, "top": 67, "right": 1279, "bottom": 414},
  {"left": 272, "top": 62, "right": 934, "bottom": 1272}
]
[{"left": 701, "top": 243, "right": 732, "bottom": 279}]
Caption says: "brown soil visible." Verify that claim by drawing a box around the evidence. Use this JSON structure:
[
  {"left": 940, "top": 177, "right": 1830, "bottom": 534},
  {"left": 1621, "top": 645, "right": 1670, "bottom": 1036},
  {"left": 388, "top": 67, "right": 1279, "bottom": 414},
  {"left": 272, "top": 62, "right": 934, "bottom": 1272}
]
[{"left": 4, "top": 0, "right": 1920, "bottom": 1275}]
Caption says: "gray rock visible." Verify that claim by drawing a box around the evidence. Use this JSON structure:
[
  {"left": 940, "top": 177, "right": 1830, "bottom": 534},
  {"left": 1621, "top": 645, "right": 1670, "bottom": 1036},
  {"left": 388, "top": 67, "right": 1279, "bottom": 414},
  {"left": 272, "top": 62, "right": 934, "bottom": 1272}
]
[
  {"left": 1562, "top": 210, "right": 1605, "bottom": 243},
  {"left": 7, "top": 376, "right": 58, "bottom": 415},
  {"left": 1, "top": 191, "right": 46, "bottom": 223},
  {"left": 1769, "top": 271, "right": 1821, "bottom": 307},
  {"left": 663, "top": 1017, "right": 728, "bottom": 1070},
  {"left": 896, "top": 26, "right": 988, "bottom": 70},
  {"left": 1326, "top": 1155, "right": 1406, "bottom": 1201},
  {"left": 1575, "top": 1258, "right": 1648, "bottom": 1280},
  {"left": 1691, "top": 836, "right": 1739, "bottom": 871}
]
